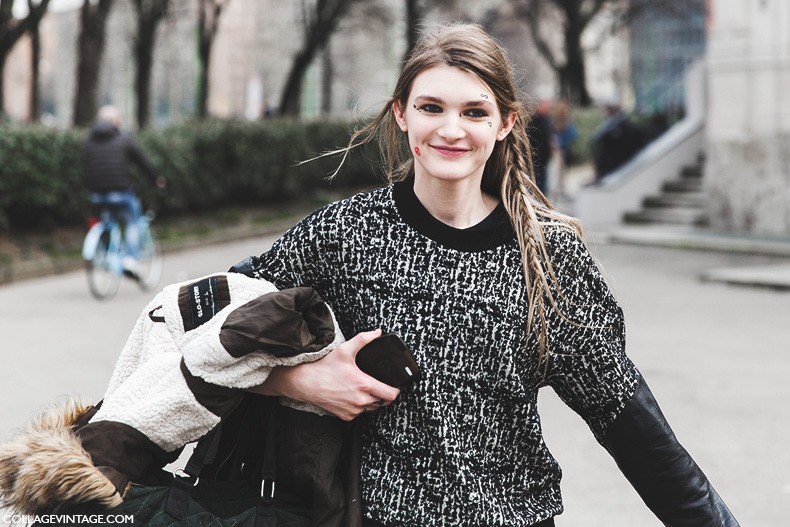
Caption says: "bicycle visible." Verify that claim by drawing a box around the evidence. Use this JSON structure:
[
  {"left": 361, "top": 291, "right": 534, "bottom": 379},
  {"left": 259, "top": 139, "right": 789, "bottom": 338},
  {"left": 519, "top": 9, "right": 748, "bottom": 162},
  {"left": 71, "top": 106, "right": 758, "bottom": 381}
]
[{"left": 81, "top": 200, "right": 163, "bottom": 300}]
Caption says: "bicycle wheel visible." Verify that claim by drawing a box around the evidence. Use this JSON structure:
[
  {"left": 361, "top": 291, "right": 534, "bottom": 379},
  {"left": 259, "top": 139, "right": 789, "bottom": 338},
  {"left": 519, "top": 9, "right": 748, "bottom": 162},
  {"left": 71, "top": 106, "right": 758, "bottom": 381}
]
[
  {"left": 87, "top": 228, "right": 121, "bottom": 300},
  {"left": 136, "top": 220, "right": 162, "bottom": 292}
]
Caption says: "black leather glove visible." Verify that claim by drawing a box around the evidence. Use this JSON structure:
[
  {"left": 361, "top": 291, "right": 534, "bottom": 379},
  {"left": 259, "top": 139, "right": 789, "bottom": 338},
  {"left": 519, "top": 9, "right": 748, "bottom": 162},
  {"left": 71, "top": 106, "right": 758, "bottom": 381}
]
[{"left": 602, "top": 376, "right": 740, "bottom": 527}]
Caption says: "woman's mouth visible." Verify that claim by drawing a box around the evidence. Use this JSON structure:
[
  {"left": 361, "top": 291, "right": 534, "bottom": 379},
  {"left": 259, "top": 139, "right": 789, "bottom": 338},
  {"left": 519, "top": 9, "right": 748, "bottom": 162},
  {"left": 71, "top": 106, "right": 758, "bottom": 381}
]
[{"left": 430, "top": 145, "right": 470, "bottom": 157}]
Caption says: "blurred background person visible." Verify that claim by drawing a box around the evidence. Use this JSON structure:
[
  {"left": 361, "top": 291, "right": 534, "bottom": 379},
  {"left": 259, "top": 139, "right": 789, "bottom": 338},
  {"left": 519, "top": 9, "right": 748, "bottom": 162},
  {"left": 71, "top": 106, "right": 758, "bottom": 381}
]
[
  {"left": 552, "top": 99, "right": 578, "bottom": 198},
  {"left": 591, "top": 101, "right": 644, "bottom": 183},
  {"left": 527, "top": 99, "right": 555, "bottom": 196},
  {"left": 84, "top": 105, "right": 166, "bottom": 277}
]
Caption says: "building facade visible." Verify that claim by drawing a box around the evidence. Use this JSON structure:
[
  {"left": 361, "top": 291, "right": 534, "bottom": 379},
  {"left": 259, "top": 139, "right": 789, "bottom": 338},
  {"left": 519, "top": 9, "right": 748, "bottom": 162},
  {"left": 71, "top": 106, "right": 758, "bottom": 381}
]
[
  {"left": 706, "top": 0, "right": 790, "bottom": 235},
  {"left": 629, "top": 1, "right": 707, "bottom": 115}
]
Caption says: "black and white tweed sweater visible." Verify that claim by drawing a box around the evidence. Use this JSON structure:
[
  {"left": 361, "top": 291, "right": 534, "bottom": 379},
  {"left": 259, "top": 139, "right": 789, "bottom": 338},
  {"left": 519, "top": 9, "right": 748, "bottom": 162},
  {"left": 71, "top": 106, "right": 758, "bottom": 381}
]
[{"left": 246, "top": 180, "right": 641, "bottom": 527}]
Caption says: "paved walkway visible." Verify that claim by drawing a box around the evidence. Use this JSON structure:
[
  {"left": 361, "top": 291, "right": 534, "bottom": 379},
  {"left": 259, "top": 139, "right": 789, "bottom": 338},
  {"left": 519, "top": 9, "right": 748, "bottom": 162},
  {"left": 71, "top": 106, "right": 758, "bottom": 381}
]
[{"left": 593, "top": 224, "right": 790, "bottom": 290}]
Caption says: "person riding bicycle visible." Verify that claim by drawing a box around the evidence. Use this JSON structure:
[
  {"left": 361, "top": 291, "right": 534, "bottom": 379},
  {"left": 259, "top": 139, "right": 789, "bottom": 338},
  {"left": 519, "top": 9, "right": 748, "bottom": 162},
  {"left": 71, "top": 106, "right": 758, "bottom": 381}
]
[{"left": 85, "top": 105, "right": 166, "bottom": 278}]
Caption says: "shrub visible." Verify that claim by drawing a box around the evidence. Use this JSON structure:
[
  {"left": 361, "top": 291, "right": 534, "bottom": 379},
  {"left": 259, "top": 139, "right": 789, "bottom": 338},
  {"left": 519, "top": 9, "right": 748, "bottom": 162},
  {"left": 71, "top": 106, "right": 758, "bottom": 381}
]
[
  {"left": 0, "top": 125, "right": 87, "bottom": 230},
  {"left": 0, "top": 119, "right": 383, "bottom": 232}
]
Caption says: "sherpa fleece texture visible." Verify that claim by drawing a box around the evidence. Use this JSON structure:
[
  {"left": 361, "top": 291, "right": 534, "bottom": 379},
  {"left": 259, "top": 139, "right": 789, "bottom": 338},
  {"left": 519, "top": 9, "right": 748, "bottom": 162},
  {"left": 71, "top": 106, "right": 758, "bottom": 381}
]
[{"left": 92, "top": 272, "right": 344, "bottom": 451}]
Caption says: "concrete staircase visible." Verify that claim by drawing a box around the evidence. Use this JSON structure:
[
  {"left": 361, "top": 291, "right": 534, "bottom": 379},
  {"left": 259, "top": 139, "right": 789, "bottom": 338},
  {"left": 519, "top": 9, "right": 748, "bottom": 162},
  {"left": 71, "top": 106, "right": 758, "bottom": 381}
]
[{"left": 623, "top": 160, "right": 708, "bottom": 226}]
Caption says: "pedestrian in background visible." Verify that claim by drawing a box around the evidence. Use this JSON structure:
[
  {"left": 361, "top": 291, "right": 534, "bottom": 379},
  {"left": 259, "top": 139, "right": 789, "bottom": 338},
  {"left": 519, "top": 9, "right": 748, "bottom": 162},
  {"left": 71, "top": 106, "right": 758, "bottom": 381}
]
[
  {"left": 84, "top": 105, "right": 165, "bottom": 276},
  {"left": 591, "top": 101, "right": 643, "bottom": 182},
  {"left": 526, "top": 99, "right": 555, "bottom": 196},
  {"left": 552, "top": 99, "right": 578, "bottom": 197},
  {"left": 232, "top": 23, "right": 740, "bottom": 527}
]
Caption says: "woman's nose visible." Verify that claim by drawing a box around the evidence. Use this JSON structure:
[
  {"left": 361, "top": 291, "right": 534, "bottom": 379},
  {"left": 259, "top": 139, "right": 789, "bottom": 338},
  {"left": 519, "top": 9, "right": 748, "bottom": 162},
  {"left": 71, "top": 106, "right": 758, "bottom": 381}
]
[{"left": 437, "top": 114, "right": 465, "bottom": 141}]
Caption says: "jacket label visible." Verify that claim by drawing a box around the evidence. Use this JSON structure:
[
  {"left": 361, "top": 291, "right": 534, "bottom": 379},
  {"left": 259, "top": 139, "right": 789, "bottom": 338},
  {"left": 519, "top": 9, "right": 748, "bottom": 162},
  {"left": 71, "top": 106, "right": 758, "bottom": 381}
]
[{"left": 186, "top": 276, "right": 220, "bottom": 329}]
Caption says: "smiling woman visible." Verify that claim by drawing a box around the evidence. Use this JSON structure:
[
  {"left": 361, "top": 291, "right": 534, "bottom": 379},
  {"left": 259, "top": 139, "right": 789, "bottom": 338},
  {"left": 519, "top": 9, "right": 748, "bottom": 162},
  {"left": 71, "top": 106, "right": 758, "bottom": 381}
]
[
  {"left": 392, "top": 65, "right": 516, "bottom": 228},
  {"left": 227, "top": 22, "right": 740, "bottom": 527}
]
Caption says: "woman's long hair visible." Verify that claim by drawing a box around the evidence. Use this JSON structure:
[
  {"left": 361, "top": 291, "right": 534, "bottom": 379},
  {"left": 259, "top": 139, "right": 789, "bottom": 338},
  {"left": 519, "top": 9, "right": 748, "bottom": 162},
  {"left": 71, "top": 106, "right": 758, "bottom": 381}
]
[{"left": 330, "top": 23, "right": 583, "bottom": 371}]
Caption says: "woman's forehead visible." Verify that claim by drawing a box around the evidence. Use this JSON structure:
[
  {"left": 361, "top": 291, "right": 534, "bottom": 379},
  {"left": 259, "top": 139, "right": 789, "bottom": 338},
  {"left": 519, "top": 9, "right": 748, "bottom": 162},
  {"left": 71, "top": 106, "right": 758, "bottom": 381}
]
[{"left": 408, "top": 65, "right": 495, "bottom": 101}]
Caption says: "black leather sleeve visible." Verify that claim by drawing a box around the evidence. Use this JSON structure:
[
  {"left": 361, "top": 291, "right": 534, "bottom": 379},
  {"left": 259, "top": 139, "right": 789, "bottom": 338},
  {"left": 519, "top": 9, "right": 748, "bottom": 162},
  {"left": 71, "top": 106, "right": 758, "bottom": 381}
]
[
  {"left": 602, "top": 376, "right": 740, "bottom": 527},
  {"left": 228, "top": 256, "right": 258, "bottom": 277}
]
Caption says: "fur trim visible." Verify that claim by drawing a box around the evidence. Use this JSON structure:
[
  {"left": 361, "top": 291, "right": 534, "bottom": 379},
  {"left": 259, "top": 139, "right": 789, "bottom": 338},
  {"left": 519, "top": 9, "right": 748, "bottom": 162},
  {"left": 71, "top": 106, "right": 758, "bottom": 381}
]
[{"left": 0, "top": 399, "right": 122, "bottom": 514}]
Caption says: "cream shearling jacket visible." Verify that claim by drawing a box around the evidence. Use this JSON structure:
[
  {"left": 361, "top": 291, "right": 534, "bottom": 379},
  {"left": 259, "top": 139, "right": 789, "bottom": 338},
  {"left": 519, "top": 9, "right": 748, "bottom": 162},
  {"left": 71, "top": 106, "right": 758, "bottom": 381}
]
[{"left": 0, "top": 272, "right": 344, "bottom": 514}]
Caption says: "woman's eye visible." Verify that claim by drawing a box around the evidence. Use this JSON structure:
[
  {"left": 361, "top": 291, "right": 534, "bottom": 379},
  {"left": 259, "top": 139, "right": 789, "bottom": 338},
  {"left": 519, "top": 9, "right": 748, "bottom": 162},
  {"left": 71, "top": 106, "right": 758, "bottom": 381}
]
[
  {"left": 416, "top": 104, "right": 442, "bottom": 113},
  {"left": 464, "top": 108, "right": 488, "bottom": 119}
]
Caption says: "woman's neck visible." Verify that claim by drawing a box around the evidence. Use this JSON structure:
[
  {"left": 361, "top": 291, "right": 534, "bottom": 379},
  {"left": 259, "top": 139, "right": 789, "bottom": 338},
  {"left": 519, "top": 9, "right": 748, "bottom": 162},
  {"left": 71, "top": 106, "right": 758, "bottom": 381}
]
[{"left": 412, "top": 174, "right": 499, "bottom": 229}]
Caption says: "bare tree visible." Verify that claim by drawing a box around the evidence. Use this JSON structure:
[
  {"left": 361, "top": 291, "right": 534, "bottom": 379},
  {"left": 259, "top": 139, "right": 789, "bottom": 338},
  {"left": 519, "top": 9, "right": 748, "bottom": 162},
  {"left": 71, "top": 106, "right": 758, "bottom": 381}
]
[
  {"left": 508, "top": 0, "right": 611, "bottom": 107},
  {"left": 320, "top": 42, "right": 332, "bottom": 115},
  {"left": 131, "top": 0, "right": 171, "bottom": 129},
  {"left": 196, "top": 0, "right": 229, "bottom": 118},
  {"left": 404, "top": 0, "right": 419, "bottom": 63},
  {"left": 278, "top": 0, "right": 361, "bottom": 117},
  {"left": 27, "top": 0, "right": 43, "bottom": 121},
  {"left": 73, "top": 0, "right": 114, "bottom": 127},
  {"left": 509, "top": 0, "right": 698, "bottom": 107},
  {"left": 0, "top": 0, "right": 50, "bottom": 117},
  {"left": 402, "top": 0, "right": 460, "bottom": 64}
]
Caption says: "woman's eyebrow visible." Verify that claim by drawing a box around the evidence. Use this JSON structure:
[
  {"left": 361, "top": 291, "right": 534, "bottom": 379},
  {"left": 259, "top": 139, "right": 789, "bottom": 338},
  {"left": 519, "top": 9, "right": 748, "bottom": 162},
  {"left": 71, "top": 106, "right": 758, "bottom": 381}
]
[
  {"left": 462, "top": 98, "right": 495, "bottom": 107},
  {"left": 413, "top": 95, "right": 445, "bottom": 104},
  {"left": 413, "top": 95, "right": 495, "bottom": 107}
]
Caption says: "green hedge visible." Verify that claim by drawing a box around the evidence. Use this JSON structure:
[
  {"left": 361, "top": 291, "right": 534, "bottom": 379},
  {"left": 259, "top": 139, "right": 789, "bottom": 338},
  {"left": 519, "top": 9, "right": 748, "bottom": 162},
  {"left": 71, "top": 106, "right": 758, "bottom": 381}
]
[
  {"left": 0, "top": 119, "right": 382, "bottom": 232},
  {"left": 0, "top": 126, "right": 86, "bottom": 231}
]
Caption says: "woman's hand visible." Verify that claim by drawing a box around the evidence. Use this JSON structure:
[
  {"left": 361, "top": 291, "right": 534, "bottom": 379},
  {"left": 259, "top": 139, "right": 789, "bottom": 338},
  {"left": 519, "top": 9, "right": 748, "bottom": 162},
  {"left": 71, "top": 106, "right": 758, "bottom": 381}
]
[{"left": 248, "top": 329, "right": 401, "bottom": 421}]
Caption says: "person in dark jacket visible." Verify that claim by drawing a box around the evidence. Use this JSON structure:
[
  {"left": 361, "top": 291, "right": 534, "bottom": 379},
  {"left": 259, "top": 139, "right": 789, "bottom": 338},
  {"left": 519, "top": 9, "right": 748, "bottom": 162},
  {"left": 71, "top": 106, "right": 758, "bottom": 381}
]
[
  {"left": 85, "top": 105, "right": 165, "bottom": 274},
  {"left": 526, "top": 99, "right": 555, "bottom": 195}
]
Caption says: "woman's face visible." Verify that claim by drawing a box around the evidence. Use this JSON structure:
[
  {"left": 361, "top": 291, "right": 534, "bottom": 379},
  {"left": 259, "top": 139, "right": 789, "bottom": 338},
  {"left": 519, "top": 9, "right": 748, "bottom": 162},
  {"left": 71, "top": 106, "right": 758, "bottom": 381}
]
[{"left": 393, "top": 65, "right": 515, "bottom": 186}]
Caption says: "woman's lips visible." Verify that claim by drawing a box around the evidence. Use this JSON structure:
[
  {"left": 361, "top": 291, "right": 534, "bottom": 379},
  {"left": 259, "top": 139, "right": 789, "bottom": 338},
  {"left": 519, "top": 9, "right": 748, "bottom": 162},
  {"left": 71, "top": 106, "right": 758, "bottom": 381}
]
[{"left": 431, "top": 145, "right": 470, "bottom": 157}]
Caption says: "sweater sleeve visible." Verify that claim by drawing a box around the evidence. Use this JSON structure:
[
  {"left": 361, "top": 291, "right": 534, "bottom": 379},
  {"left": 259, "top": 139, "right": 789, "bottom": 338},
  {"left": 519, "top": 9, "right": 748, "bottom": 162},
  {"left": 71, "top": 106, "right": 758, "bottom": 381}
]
[
  {"left": 230, "top": 203, "right": 341, "bottom": 290},
  {"left": 543, "top": 229, "right": 741, "bottom": 526},
  {"left": 543, "top": 227, "right": 641, "bottom": 442}
]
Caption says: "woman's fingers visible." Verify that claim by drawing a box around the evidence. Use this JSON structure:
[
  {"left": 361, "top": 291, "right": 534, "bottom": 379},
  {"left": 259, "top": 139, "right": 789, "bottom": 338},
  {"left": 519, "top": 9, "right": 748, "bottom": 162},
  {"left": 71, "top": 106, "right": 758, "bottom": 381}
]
[
  {"left": 363, "top": 377, "right": 400, "bottom": 405},
  {"left": 247, "top": 328, "right": 402, "bottom": 421},
  {"left": 345, "top": 328, "right": 382, "bottom": 357}
]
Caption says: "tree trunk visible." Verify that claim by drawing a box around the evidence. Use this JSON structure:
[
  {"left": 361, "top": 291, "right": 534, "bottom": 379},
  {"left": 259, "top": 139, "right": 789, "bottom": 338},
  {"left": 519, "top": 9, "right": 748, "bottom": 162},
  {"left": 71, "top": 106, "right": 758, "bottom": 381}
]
[
  {"left": 320, "top": 45, "right": 333, "bottom": 115},
  {"left": 28, "top": 0, "right": 47, "bottom": 122},
  {"left": 196, "top": 0, "right": 227, "bottom": 119},
  {"left": 403, "top": 0, "right": 420, "bottom": 64},
  {"left": 278, "top": 0, "right": 355, "bottom": 117},
  {"left": 562, "top": 1, "right": 592, "bottom": 106},
  {"left": 0, "top": 0, "right": 51, "bottom": 118},
  {"left": 196, "top": 47, "right": 210, "bottom": 118},
  {"left": 279, "top": 50, "right": 312, "bottom": 117},
  {"left": 135, "top": 23, "right": 154, "bottom": 128},
  {"left": 29, "top": 21, "right": 40, "bottom": 121},
  {"left": 133, "top": 0, "right": 170, "bottom": 129},
  {"left": 73, "top": 0, "right": 114, "bottom": 127},
  {"left": 0, "top": 52, "right": 6, "bottom": 117}
]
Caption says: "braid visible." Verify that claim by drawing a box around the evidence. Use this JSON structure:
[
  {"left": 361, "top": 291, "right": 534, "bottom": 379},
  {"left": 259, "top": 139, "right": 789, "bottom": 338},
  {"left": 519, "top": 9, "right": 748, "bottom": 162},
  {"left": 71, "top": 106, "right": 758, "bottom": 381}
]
[{"left": 499, "top": 110, "right": 583, "bottom": 375}]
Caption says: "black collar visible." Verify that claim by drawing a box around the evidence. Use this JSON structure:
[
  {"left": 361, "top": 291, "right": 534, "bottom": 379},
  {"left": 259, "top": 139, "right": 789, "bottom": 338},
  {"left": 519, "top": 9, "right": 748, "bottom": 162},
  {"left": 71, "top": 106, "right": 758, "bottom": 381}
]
[{"left": 392, "top": 178, "right": 515, "bottom": 252}]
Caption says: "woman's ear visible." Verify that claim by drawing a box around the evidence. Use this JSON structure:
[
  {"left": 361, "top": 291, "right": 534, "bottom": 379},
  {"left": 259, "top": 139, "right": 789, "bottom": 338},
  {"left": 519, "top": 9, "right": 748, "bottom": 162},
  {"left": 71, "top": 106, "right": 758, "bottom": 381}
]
[
  {"left": 497, "top": 110, "right": 518, "bottom": 141},
  {"left": 393, "top": 101, "right": 408, "bottom": 132}
]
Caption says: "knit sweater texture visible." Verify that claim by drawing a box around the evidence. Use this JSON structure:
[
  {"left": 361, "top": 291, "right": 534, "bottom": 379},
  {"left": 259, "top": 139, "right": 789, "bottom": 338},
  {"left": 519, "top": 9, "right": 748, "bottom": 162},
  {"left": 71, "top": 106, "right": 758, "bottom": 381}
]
[{"left": 246, "top": 181, "right": 641, "bottom": 527}]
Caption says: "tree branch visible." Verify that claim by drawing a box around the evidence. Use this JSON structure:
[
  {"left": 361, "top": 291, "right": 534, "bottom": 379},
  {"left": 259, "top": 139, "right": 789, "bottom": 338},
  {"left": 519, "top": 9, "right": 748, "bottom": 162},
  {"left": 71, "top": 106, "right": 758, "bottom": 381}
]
[
  {"left": 0, "top": 0, "right": 50, "bottom": 53},
  {"left": 519, "top": 1, "right": 560, "bottom": 72},
  {"left": 580, "top": 0, "right": 607, "bottom": 27}
]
